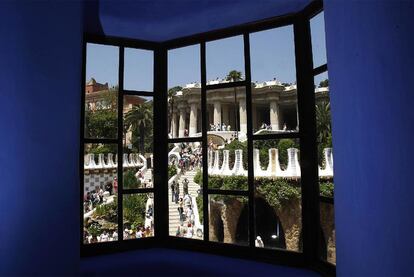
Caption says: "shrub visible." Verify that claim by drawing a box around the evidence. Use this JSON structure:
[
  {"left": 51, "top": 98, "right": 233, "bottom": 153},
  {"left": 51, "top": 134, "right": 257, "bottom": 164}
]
[
  {"left": 194, "top": 169, "right": 203, "bottom": 185},
  {"left": 255, "top": 178, "right": 301, "bottom": 211},
  {"left": 123, "top": 169, "right": 140, "bottom": 189},
  {"left": 168, "top": 165, "right": 177, "bottom": 179},
  {"left": 196, "top": 196, "right": 203, "bottom": 224},
  {"left": 319, "top": 181, "right": 334, "bottom": 198},
  {"left": 123, "top": 194, "right": 148, "bottom": 228}
]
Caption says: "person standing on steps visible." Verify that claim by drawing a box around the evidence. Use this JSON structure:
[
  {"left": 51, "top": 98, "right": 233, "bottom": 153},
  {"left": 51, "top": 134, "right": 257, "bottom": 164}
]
[
  {"left": 183, "top": 178, "right": 189, "bottom": 195},
  {"left": 174, "top": 182, "right": 180, "bottom": 204},
  {"left": 170, "top": 181, "right": 176, "bottom": 202}
]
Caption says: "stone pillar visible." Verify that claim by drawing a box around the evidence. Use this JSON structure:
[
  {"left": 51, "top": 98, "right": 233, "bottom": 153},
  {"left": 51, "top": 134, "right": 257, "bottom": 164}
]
[
  {"left": 178, "top": 107, "right": 186, "bottom": 137},
  {"left": 189, "top": 103, "right": 198, "bottom": 136},
  {"left": 270, "top": 100, "right": 280, "bottom": 131},
  {"left": 213, "top": 101, "right": 222, "bottom": 125},
  {"left": 171, "top": 112, "right": 177, "bottom": 138},
  {"left": 252, "top": 103, "right": 257, "bottom": 131},
  {"left": 296, "top": 103, "right": 299, "bottom": 130},
  {"left": 239, "top": 98, "right": 247, "bottom": 134},
  {"left": 222, "top": 105, "right": 229, "bottom": 125}
]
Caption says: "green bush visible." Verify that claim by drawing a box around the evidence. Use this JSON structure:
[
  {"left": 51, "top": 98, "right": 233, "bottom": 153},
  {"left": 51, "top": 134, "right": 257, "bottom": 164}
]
[
  {"left": 208, "top": 175, "right": 248, "bottom": 191},
  {"left": 94, "top": 197, "right": 118, "bottom": 222},
  {"left": 319, "top": 181, "right": 334, "bottom": 197},
  {"left": 255, "top": 178, "right": 301, "bottom": 211},
  {"left": 123, "top": 194, "right": 148, "bottom": 229},
  {"left": 194, "top": 169, "right": 203, "bottom": 185},
  {"left": 123, "top": 169, "right": 140, "bottom": 189},
  {"left": 168, "top": 165, "right": 177, "bottom": 179},
  {"left": 196, "top": 196, "right": 203, "bottom": 224}
]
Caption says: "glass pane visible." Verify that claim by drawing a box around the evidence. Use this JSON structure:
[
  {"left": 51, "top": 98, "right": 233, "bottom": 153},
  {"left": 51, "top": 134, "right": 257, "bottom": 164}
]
[
  {"left": 253, "top": 139, "right": 302, "bottom": 251},
  {"left": 315, "top": 71, "right": 335, "bottom": 264},
  {"left": 168, "top": 142, "right": 204, "bottom": 240},
  {"left": 168, "top": 45, "right": 201, "bottom": 138},
  {"left": 123, "top": 95, "right": 153, "bottom": 189},
  {"left": 123, "top": 193, "right": 154, "bottom": 239},
  {"left": 85, "top": 43, "right": 119, "bottom": 139},
  {"left": 310, "top": 11, "right": 327, "bottom": 68},
  {"left": 206, "top": 86, "right": 248, "bottom": 191},
  {"left": 250, "top": 26, "right": 299, "bottom": 134},
  {"left": 206, "top": 35, "right": 245, "bottom": 83},
  {"left": 124, "top": 48, "right": 153, "bottom": 91},
  {"left": 83, "top": 143, "right": 118, "bottom": 244},
  {"left": 208, "top": 195, "right": 248, "bottom": 245}
]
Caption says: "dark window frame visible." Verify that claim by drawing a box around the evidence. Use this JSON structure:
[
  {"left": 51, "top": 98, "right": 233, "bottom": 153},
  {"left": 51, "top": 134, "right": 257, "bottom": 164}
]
[{"left": 80, "top": 1, "right": 335, "bottom": 275}]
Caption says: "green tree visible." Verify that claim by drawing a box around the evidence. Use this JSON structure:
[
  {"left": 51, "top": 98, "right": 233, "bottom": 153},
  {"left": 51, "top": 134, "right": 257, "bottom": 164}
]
[
  {"left": 124, "top": 101, "right": 152, "bottom": 155},
  {"left": 226, "top": 70, "right": 243, "bottom": 135},
  {"left": 319, "top": 78, "right": 329, "bottom": 88},
  {"left": 316, "top": 101, "right": 332, "bottom": 164}
]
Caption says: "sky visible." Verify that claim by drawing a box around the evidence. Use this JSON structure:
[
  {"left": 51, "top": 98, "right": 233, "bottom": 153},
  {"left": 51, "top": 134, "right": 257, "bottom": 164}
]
[{"left": 86, "top": 12, "right": 326, "bottom": 91}]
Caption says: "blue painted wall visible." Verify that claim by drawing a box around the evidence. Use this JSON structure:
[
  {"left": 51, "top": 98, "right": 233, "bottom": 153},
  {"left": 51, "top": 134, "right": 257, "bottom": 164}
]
[
  {"left": 0, "top": 1, "right": 83, "bottom": 275},
  {"left": 1, "top": 0, "right": 413, "bottom": 275},
  {"left": 325, "top": 1, "right": 414, "bottom": 275}
]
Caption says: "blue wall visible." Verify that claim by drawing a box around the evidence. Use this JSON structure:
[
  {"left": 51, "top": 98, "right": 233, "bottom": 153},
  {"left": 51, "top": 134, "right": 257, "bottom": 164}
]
[
  {"left": 0, "top": 1, "right": 83, "bottom": 275},
  {"left": 325, "top": 1, "right": 414, "bottom": 275},
  {"left": 1, "top": 0, "right": 414, "bottom": 275}
]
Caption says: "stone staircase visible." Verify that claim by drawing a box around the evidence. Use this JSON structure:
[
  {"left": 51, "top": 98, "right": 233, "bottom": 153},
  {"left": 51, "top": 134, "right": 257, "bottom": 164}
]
[{"left": 168, "top": 169, "right": 202, "bottom": 238}]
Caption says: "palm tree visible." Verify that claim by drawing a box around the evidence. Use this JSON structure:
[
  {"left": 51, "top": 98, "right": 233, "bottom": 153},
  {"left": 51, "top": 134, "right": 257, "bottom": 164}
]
[
  {"left": 226, "top": 70, "right": 243, "bottom": 138},
  {"left": 315, "top": 101, "right": 332, "bottom": 145},
  {"left": 124, "top": 102, "right": 152, "bottom": 155}
]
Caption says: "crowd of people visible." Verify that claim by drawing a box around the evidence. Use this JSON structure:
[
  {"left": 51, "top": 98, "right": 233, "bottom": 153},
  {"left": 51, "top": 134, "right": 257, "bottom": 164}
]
[
  {"left": 175, "top": 143, "right": 202, "bottom": 173},
  {"left": 84, "top": 230, "right": 118, "bottom": 244},
  {"left": 83, "top": 179, "right": 117, "bottom": 213},
  {"left": 210, "top": 123, "right": 232, "bottom": 132},
  {"left": 123, "top": 226, "right": 153, "bottom": 240}
]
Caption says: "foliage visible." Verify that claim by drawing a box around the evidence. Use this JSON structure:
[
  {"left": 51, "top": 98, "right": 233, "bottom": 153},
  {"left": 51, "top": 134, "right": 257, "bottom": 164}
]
[
  {"left": 255, "top": 178, "right": 301, "bottom": 211},
  {"left": 223, "top": 140, "right": 248, "bottom": 169},
  {"left": 226, "top": 70, "right": 243, "bottom": 82},
  {"left": 87, "top": 223, "right": 102, "bottom": 237},
  {"left": 85, "top": 109, "right": 117, "bottom": 139},
  {"left": 194, "top": 169, "right": 203, "bottom": 185},
  {"left": 124, "top": 100, "right": 153, "bottom": 155},
  {"left": 276, "top": 139, "right": 300, "bottom": 168},
  {"left": 88, "top": 144, "right": 117, "bottom": 156},
  {"left": 316, "top": 101, "right": 332, "bottom": 165},
  {"left": 319, "top": 79, "right": 329, "bottom": 88},
  {"left": 196, "top": 196, "right": 203, "bottom": 224},
  {"left": 94, "top": 197, "right": 118, "bottom": 222},
  {"left": 123, "top": 169, "right": 140, "bottom": 189},
  {"left": 208, "top": 175, "right": 248, "bottom": 191},
  {"left": 168, "top": 165, "right": 177, "bottom": 179},
  {"left": 123, "top": 194, "right": 148, "bottom": 229},
  {"left": 319, "top": 181, "right": 334, "bottom": 198}
]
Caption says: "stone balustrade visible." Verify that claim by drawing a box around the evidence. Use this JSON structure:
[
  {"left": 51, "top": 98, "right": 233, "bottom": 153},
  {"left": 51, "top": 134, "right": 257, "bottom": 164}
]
[
  {"left": 207, "top": 147, "right": 333, "bottom": 178},
  {"left": 84, "top": 153, "right": 147, "bottom": 171}
]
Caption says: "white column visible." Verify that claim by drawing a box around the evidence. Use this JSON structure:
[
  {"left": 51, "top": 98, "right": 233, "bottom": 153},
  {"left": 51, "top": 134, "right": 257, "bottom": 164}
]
[
  {"left": 171, "top": 112, "right": 177, "bottom": 138},
  {"left": 239, "top": 98, "right": 247, "bottom": 134},
  {"left": 270, "top": 100, "right": 280, "bottom": 131},
  {"left": 178, "top": 108, "right": 186, "bottom": 137},
  {"left": 296, "top": 103, "right": 299, "bottom": 130},
  {"left": 222, "top": 105, "right": 229, "bottom": 125},
  {"left": 189, "top": 103, "right": 198, "bottom": 136},
  {"left": 213, "top": 101, "right": 222, "bottom": 125}
]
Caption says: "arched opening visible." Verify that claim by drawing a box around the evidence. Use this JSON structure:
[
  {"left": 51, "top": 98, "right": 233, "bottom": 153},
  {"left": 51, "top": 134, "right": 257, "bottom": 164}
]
[
  {"left": 235, "top": 203, "right": 249, "bottom": 244},
  {"left": 215, "top": 216, "right": 224, "bottom": 242},
  {"left": 319, "top": 226, "right": 327, "bottom": 260},
  {"left": 255, "top": 197, "right": 286, "bottom": 249}
]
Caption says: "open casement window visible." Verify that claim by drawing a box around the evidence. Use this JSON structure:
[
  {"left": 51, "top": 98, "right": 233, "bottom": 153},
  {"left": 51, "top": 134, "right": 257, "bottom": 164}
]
[{"left": 80, "top": 1, "right": 335, "bottom": 275}]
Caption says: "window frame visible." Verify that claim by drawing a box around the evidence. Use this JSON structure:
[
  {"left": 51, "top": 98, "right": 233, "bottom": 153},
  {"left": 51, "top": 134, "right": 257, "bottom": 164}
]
[{"left": 80, "top": 1, "right": 335, "bottom": 275}]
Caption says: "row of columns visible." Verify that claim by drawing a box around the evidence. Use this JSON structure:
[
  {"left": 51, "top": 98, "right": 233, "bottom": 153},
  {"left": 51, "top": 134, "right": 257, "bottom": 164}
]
[{"left": 170, "top": 98, "right": 285, "bottom": 138}]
